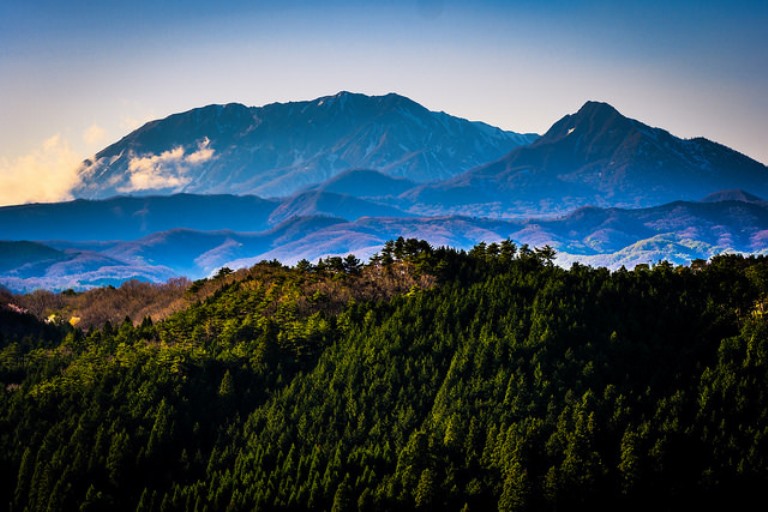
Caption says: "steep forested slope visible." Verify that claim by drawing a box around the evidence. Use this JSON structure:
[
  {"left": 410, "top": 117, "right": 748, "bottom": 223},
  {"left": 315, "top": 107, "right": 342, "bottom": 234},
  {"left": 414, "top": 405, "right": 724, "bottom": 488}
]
[{"left": 1, "top": 242, "right": 767, "bottom": 511}]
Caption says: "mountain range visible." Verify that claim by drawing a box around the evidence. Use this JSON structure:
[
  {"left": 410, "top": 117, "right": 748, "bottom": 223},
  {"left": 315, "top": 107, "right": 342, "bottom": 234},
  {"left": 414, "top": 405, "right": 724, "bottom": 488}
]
[
  {"left": 2, "top": 191, "right": 766, "bottom": 291},
  {"left": 2, "top": 92, "right": 768, "bottom": 291}
]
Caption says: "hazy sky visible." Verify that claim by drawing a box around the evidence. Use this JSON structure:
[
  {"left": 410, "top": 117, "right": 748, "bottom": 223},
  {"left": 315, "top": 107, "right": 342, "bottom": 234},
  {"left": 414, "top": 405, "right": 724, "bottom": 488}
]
[{"left": 1, "top": 0, "right": 767, "bottom": 205}]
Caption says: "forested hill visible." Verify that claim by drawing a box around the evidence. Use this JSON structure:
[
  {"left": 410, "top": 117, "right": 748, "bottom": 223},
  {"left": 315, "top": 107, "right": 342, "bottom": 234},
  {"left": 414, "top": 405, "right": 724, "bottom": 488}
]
[{"left": 1, "top": 241, "right": 767, "bottom": 511}]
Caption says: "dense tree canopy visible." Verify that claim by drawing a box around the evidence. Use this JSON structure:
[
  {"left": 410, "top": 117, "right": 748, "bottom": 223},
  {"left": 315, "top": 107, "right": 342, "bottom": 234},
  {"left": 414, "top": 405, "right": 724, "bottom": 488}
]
[{"left": 1, "top": 240, "right": 767, "bottom": 511}]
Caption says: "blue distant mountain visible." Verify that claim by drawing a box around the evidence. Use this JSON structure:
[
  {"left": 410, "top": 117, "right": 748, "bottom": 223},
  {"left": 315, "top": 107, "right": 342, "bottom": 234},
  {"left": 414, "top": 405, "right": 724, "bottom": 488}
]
[
  {"left": 2, "top": 191, "right": 767, "bottom": 291},
  {"left": 0, "top": 194, "right": 278, "bottom": 241},
  {"left": 267, "top": 190, "right": 412, "bottom": 226},
  {"left": 305, "top": 169, "right": 417, "bottom": 198},
  {"left": 3, "top": 95, "right": 768, "bottom": 290},
  {"left": 0, "top": 241, "right": 68, "bottom": 274},
  {"left": 406, "top": 101, "right": 768, "bottom": 215},
  {"left": 74, "top": 92, "right": 536, "bottom": 200}
]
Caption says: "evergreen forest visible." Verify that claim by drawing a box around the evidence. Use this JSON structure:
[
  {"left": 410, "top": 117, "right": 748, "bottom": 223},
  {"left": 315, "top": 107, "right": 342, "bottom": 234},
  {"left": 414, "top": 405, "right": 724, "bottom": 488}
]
[{"left": 1, "top": 239, "right": 767, "bottom": 511}]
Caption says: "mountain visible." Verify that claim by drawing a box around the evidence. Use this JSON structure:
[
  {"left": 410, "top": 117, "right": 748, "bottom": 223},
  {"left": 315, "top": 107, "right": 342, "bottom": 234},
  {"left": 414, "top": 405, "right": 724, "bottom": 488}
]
[
  {"left": 5, "top": 97, "right": 768, "bottom": 291},
  {"left": 407, "top": 101, "right": 768, "bottom": 215},
  {"left": 305, "top": 169, "right": 417, "bottom": 198},
  {"left": 96, "top": 216, "right": 344, "bottom": 277},
  {"left": 0, "top": 216, "right": 352, "bottom": 291},
  {"left": 0, "top": 241, "right": 69, "bottom": 274},
  {"left": 267, "top": 190, "right": 412, "bottom": 226},
  {"left": 701, "top": 189, "right": 764, "bottom": 203},
  {"left": 73, "top": 92, "right": 537, "bottom": 200}
]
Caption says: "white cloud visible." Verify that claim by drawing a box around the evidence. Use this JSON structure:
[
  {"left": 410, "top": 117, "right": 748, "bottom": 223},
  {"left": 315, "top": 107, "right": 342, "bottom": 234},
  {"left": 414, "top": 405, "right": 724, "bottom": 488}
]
[
  {"left": 185, "top": 137, "right": 214, "bottom": 164},
  {"left": 121, "top": 146, "right": 189, "bottom": 192},
  {"left": 118, "top": 138, "right": 215, "bottom": 193},
  {"left": 0, "top": 135, "right": 83, "bottom": 207}
]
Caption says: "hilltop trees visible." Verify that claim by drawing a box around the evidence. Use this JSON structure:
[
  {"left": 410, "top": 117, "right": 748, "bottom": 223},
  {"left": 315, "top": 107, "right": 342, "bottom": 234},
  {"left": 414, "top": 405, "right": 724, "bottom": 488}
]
[{"left": 1, "top": 242, "right": 767, "bottom": 510}]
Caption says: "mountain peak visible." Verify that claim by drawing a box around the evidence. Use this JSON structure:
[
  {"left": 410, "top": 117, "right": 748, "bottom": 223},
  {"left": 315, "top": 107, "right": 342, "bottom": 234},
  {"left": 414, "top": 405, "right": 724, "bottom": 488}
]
[
  {"left": 539, "top": 100, "right": 630, "bottom": 143},
  {"left": 577, "top": 100, "right": 622, "bottom": 118},
  {"left": 313, "top": 90, "right": 364, "bottom": 108},
  {"left": 312, "top": 169, "right": 417, "bottom": 198},
  {"left": 570, "top": 101, "right": 627, "bottom": 129},
  {"left": 702, "top": 189, "right": 765, "bottom": 204},
  {"left": 423, "top": 98, "right": 768, "bottom": 214}
]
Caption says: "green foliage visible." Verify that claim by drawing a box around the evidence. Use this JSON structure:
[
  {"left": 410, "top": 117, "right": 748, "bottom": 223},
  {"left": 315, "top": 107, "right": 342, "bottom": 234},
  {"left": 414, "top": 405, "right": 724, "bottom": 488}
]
[{"left": 1, "top": 245, "right": 767, "bottom": 510}]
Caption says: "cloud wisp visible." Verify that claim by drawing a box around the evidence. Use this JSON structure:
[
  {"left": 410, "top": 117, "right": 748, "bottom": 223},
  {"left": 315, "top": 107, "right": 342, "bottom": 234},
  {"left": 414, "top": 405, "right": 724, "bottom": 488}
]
[
  {"left": 119, "top": 138, "right": 215, "bottom": 193},
  {"left": 0, "top": 135, "right": 83, "bottom": 207}
]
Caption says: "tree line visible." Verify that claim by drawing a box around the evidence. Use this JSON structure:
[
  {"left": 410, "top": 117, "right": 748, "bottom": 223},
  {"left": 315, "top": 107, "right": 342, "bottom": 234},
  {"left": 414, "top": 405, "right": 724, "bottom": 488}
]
[{"left": 1, "top": 239, "right": 766, "bottom": 511}]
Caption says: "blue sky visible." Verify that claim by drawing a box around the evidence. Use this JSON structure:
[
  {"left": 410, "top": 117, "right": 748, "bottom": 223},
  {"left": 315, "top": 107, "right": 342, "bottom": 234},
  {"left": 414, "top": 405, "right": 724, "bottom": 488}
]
[{"left": 1, "top": 0, "right": 767, "bottom": 205}]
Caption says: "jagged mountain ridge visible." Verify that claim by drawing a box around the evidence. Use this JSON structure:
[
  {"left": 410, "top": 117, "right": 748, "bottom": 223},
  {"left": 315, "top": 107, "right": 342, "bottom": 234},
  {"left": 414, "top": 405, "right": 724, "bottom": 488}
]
[
  {"left": 74, "top": 92, "right": 537, "bottom": 200},
  {"left": 72, "top": 97, "right": 768, "bottom": 218},
  {"left": 5, "top": 97, "right": 768, "bottom": 290},
  {"left": 406, "top": 101, "right": 768, "bottom": 215}
]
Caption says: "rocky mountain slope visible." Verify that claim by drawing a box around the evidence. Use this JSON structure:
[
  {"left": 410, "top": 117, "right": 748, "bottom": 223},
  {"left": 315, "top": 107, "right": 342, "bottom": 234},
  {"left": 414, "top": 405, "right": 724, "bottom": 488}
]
[
  {"left": 407, "top": 101, "right": 768, "bottom": 215},
  {"left": 4, "top": 96, "right": 768, "bottom": 290},
  {"left": 74, "top": 92, "right": 536, "bottom": 199}
]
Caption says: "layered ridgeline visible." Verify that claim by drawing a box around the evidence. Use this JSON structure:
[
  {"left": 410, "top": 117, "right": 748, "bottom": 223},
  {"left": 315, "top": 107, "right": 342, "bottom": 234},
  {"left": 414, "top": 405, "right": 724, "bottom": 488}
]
[
  {"left": 72, "top": 94, "right": 768, "bottom": 215},
  {"left": 74, "top": 92, "right": 536, "bottom": 199},
  {"left": 3, "top": 93, "right": 768, "bottom": 290},
  {"left": 1, "top": 190, "right": 767, "bottom": 291},
  {"left": 2, "top": 244, "right": 767, "bottom": 510}
]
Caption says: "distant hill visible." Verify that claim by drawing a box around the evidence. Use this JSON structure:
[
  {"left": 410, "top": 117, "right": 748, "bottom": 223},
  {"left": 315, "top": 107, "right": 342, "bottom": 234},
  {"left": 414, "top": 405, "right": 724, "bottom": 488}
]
[
  {"left": 73, "top": 92, "right": 537, "bottom": 199},
  {"left": 0, "top": 194, "right": 278, "bottom": 242},
  {"left": 510, "top": 197, "right": 768, "bottom": 267},
  {"left": 0, "top": 191, "right": 410, "bottom": 243},
  {"left": 250, "top": 196, "right": 768, "bottom": 268},
  {"left": 0, "top": 242, "right": 177, "bottom": 292},
  {"left": 701, "top": 189, "right": 764, "bottom": 203},
  {"left": 3, "top": 194, "right": 767, "bottom": 291},
  {"left": 0, "top": 241, "right": 69, "bottom": 274},
  {"left": 306, "top": 169, "right": 417, "bottom": 198},
  {"left": 268, "top": 190, "right": 412, "bottom": 226}
]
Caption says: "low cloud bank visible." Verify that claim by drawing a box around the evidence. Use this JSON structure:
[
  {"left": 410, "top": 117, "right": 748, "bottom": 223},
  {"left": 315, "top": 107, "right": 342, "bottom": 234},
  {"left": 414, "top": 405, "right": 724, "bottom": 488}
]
[{"left": 0, "top": 135, "right": 82, "bottom": 207}]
